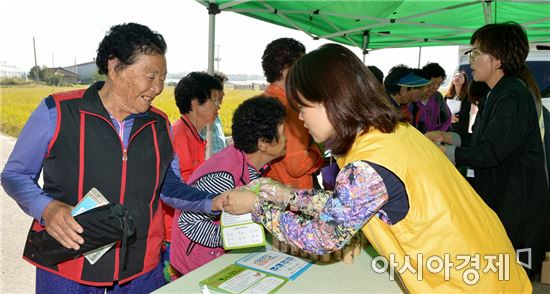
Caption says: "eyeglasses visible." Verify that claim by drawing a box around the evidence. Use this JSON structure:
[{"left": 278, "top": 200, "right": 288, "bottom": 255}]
[
  {"left": 211, "top": 96, "right": 222, "bottom": 107},
  {"left": 211, "top": 98, "right": 220, "bottom": 107},
  {"left": 465, "top": 48, "right": 485, "bottom": 63}
]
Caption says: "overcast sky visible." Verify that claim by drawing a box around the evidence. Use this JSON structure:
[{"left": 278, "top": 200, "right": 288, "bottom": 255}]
[{"left": 1, "top": 0, "right": 460, "bottom": 79}]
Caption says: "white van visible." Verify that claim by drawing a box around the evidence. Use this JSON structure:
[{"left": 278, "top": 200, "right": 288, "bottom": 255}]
[{"left": 456, "top": 45, "right": 550, "bottom": 108}]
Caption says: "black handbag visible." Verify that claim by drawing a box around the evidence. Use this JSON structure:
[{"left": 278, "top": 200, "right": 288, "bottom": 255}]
[{"left": 29, "top": 203, "right": 136, "bottom": 267}]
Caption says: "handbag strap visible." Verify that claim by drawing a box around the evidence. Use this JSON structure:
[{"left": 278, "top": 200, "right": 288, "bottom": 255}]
[{"left": 113, "top": 204, "right": 134, "bottom": 271}]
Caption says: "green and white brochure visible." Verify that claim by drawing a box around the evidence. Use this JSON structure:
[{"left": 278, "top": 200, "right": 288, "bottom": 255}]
[
  {"left": 199, "top": 264, "right": 287, "bottom": 294},
  {"left": 221, "top": 212, "right": 266, "bottom": 250}
]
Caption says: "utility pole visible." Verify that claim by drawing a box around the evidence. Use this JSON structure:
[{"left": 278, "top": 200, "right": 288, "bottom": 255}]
[
  {"left": 215, "top": 44, "right": 221, "bottom": 72},
  {"left": 33, "top": 37, "right": 39, "bottom": 83}
]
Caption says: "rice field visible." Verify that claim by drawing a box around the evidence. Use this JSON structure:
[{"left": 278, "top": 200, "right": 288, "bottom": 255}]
[
  {"left": 153, "top": 87, "right": 261, "bottom": 135},
  {"left": 0, "top": 85, "right": 261, "bottom": 137},
  {"left": 0, "top": 85, "right": 77, "bottom": 136}
]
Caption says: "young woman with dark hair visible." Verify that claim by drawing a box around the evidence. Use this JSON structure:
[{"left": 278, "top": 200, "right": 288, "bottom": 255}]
[
  {"left": 445, "top": 71, "right": 471, "bottom": 135},
  {"left": 223, "top": 43, "right": 530, "bottom": 292}
]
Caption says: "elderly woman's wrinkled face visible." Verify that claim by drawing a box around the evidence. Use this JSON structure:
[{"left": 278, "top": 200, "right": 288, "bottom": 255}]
[
  {"left": 263, "top": 123, "right": 286, "bottom": 159},
  {"left": 111, "top": 53, "right": 166, "bottom": 114},
  {"left": 193, "top": 89, "right": 222, "bottom": 125},
  {"left": 409, "top": 86, "right": 427, "bottom": 102},
  {"left": 425, "top": 76, "right": 443, "bottom": 98}
]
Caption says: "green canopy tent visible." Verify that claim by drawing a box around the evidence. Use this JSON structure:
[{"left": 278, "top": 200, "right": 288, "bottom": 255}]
[
  {"left": 196, "top": 0, "right": 549, "bottom": 156},
  {"left": 196, "top": 0, "right": 549, "bottom": 69}
]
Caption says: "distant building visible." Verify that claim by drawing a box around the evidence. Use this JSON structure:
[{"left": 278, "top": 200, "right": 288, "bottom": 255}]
[
  {"left": 44, "top": 67, "right": 81, "bottom": 84},
  {"left": 227, "top": 80, "right": 268, "bottom": 90},
  {"left": 63, "top": 61, "right": 97, "bottom": 83},
  {"left": 0, "top": 61, "right": 27, "bottom": 79}
]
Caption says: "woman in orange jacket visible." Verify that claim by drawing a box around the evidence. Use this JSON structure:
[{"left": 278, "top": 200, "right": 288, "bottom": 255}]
[{"left": 261, "top": 38, "right": 323, "bottom": 189}]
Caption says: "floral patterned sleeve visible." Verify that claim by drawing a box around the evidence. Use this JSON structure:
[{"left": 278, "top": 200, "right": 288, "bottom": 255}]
[{"left": 252, "top": 160, "right": 389, "bottom": 255}]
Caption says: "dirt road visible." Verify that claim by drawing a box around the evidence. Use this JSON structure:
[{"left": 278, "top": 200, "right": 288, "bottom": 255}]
[{"left": 1, "top": 133, "right": 35, "bottom": 293}]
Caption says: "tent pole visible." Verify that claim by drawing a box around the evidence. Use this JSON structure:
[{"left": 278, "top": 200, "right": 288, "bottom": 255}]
[
  {"left": 206, "top": 1, "right": 220, "bottom": 159},
  {"left": 362, "top": 31, "right": 369, "bottom": 64},
  {"left": 482, "top": 1, "right": 493, "bottom": 24},
  {"left": 417, "top": 46, "right": 422, "bottom": 68},
  {"left": 207, "top": 2, "right": 217, "bottom": 74}
]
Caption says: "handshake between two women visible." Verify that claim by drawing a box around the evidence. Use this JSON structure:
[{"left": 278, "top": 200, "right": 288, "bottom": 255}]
[{"left": 212, "top": 178, "right": 295, "bottom": 215}]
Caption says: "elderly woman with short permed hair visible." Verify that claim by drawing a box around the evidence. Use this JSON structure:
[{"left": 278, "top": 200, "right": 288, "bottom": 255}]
[
  {"left": 1, "top": 23, "right": 235, "bottom": 293},
  {"left": 171, "top": 95, "right": 286, "bottom": 276}
]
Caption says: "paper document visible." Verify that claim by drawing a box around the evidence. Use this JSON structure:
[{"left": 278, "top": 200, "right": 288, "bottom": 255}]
[
  {"left": 221, "top": 212, "right": 265, "bottom": 250},
  {"left": 235, "top": 250, "right": 313, "bottom": 281},
  {"left": 199, "top": 264, "right": 288, "bottom": 294},
  {"left": 446, "top": 99, "right": 462, "bottom": 114}
]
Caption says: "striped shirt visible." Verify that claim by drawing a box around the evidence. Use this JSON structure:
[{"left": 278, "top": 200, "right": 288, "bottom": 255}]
[{"left": 177, "top": 165, "right": 261, "bottom": 248}]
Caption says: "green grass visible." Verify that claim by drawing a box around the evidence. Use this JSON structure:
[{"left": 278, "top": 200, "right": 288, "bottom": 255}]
[{"left": 0, "top": 85, "right": 261, "bottom": 137}]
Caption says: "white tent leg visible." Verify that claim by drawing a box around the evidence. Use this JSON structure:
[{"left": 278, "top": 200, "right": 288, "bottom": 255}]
[
  {"left": 417, "top": 46, "right": 422, "bottom": 68},
  {"left": 208, "top": 4, "right": 216, "bottom": 74},
  {"left": 362, "top": 31, "right": 368, "bottom": 63},
  {"left": 483, "top": 1, "right": 493, "bottom": 24},
  {"left": 205, "top": 0, "right": 218, "bottom": 159}
]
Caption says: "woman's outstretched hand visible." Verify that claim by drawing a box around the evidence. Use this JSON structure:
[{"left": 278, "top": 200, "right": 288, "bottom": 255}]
[
  {"left": 256, "top": 178, "right": 294, "bottom": 208},
  {"left": 223, "top": 190, "right": 257, "bottom": 215},
  {"left": 425, "top": 131, "right": 453, "bottom": 145}
]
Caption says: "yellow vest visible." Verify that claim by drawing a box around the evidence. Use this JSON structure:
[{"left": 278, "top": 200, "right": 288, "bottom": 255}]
[{"left": 337, "top": 123, "right": 531, "bottom": 293}]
